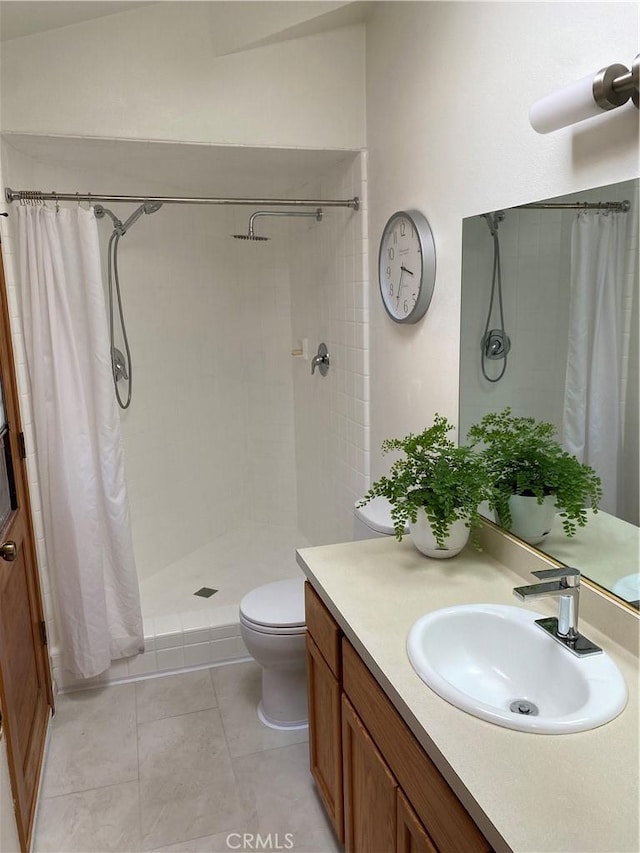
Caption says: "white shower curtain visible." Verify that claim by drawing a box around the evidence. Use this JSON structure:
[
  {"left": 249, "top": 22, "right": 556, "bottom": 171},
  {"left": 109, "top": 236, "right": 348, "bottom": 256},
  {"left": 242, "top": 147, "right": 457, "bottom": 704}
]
[
  {"left": 17, "top": 205, "right": 143, "bottom": 679},
  {"left": 563, "top": 210, "right": 626, "bottom": 516}
]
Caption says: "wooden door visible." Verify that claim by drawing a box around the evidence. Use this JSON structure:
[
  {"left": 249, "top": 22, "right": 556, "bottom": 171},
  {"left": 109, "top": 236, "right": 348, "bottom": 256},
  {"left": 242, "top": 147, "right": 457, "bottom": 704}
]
[
  {"left": 342, "top": 695, "right": 397, "bottom": 853},
  {"left": 306, "top": 633, "right": 344, "bottom": 842},
  {"left": 0, "top": 242, "right": 53, "bottom": 852}
]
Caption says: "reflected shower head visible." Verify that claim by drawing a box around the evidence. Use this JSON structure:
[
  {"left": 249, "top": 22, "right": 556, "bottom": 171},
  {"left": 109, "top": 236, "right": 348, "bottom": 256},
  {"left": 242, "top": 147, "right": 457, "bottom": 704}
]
[
  {"left": 481, "top": 210, "right": 506, "bottom": 237},
  {"left": 233, "top": 208, "right": 322, "bottom": 242}
]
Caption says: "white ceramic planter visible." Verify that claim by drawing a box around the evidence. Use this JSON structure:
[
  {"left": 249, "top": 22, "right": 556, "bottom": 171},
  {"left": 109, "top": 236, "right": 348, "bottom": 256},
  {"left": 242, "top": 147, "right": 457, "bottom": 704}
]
[
  {"left": 408, "top": 510, "right": 470, "bottom": 559},
  {"left": 498, "top": 494, "right": 556, "bottom": 545}
]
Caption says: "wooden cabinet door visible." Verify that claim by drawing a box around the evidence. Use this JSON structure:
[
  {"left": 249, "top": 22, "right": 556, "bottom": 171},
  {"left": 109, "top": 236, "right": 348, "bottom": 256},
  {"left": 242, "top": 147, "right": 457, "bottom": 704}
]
[
  {"left": 306, "top": 633, "right": 344, "bottom": 842},
  {"left": 397, "top": 790, "right": 438, "bottom": 853},
  {"left": 0, "top": 244, "right": 53, "bottom": 852},
  {"left": 342, "top": 695, "right": 397, "bottom": 853}
]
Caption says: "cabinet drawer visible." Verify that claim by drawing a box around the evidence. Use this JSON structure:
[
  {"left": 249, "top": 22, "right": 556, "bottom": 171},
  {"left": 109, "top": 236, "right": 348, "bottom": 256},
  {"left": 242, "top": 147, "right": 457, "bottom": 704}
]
[
  {"left": 305, "top": 582, "right": 341, "bottom": 677},
  {"left": 342, "top": 640, "right": 491, "bottom": 853}
]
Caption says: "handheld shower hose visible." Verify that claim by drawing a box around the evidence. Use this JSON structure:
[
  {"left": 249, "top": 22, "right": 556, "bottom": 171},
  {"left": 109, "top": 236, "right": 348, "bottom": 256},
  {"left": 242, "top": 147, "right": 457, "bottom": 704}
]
[
  {"left": 96, "top": 202, "right": 162, "bottom": 409},
  {"left": 480, "top": 211, "right": 510, "bottom": 383}
]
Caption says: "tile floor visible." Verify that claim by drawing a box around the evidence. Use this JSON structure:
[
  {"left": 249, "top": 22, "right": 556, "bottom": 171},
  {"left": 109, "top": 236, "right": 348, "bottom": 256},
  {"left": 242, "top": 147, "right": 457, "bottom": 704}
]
[{"left": 34, "top": 663, "right": 340, "bottom": 853}]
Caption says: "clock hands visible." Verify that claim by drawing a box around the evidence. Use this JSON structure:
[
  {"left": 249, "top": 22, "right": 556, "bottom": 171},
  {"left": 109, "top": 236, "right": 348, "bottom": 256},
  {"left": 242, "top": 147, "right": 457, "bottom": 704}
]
[{"left": 396, "top": 265, "right": 414, "bottom": 307}]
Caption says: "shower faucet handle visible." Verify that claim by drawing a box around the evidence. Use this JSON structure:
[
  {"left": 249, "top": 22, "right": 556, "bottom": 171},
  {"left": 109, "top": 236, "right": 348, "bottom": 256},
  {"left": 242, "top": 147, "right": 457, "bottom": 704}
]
[{"left": 311, "top": 343, "right": 330, "bottom": 376}]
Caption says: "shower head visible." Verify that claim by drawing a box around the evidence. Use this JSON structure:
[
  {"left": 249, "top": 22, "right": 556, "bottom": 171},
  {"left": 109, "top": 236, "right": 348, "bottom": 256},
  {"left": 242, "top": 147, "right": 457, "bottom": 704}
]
[
  {"left": 233, "top": 208, "right": 322, "bottom": 242},
  {"left": 481, "top": 210, "right": 506, "bottom": 237},
  {"left": 233, "top": 232, "right": 270, "bottom": 241},
  {"left": 119, "top": 200, "right": 163, "bottom": 235}
]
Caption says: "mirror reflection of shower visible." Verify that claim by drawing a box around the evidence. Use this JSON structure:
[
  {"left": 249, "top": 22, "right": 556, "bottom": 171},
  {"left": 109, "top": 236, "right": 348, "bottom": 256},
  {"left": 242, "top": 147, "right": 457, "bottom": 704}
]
[
  {"left": 95, "top": 201, "right": 163, "bottom": 409},
  {"left": 480, "top": 210, "right": 510, "bottom": 382}
]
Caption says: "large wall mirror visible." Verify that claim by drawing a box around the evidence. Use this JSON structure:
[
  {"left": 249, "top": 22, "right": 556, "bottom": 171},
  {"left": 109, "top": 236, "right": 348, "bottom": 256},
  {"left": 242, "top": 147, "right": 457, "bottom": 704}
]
[{"left": 460, "top": 178, "right": 639, "bottom": 610}]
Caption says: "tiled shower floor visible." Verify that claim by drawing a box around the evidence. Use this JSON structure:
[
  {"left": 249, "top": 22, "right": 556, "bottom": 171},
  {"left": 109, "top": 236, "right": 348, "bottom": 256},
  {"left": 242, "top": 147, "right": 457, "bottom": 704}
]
[
  {"left": 138, "top": 523, "right": 311, "bottom": 619},
  {"left": 34, "top": 662, "right": 339, "bottom": 852}
]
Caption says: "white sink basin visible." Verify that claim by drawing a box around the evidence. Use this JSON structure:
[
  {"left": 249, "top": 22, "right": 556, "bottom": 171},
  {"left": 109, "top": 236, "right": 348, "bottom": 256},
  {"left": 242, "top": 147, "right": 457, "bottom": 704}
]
[{"left": 406, "top": 604, "right": 627, "bottom": 734}]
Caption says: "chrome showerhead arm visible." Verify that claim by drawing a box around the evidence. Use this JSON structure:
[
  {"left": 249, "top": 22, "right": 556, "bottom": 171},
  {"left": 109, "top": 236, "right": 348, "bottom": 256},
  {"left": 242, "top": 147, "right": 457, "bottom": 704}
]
[{"left": 235, "top": 208, "right": 323, "bottom": 241}]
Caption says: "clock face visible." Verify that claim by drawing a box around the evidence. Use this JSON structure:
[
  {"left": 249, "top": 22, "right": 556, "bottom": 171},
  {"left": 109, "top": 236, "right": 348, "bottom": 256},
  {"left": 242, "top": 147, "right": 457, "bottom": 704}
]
[{"left": 378, "top": 210, "right": 436, "bottom": 324}]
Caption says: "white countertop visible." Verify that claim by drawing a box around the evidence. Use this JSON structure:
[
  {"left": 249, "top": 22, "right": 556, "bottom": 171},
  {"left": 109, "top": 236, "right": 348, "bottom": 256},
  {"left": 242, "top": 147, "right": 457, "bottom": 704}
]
[{"left": 296, "top": 535, "right": 640, "bottom": 853}]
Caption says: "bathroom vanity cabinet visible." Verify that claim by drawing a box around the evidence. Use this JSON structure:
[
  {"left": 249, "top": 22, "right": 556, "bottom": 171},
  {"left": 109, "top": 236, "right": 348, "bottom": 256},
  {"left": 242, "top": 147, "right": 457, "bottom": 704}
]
[{"left": 305, "top": 582, "right": 490, "bottom": 853}]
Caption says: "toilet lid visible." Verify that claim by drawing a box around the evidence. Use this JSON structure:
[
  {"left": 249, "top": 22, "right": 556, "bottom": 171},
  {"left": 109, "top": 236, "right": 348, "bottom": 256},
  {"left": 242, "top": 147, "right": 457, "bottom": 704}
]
[
  {"left": 239, "top": 578, "right": 306, "bottom": 629},
  {"left": 354, "top": 495, "right": 405, "bottom": 535}
]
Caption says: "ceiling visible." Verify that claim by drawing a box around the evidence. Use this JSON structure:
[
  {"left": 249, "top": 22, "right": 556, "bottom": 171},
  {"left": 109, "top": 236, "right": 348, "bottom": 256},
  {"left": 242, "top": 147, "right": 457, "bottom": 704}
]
[
  {"left": 0, "top": 1, "right": 370, "bottom": 46},
  {"left": 0, "top": 1, "right": 155, "bottom": 41},
  {"left": 2, "top": 133, "right": 359, "bottom": 198}
]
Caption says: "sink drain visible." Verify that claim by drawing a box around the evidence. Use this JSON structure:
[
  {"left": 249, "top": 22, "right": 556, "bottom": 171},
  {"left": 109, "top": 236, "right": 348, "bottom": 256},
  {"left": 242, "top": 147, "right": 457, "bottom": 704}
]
[{"left": 510, "top": 700, "right": 539, "bottom": 716}]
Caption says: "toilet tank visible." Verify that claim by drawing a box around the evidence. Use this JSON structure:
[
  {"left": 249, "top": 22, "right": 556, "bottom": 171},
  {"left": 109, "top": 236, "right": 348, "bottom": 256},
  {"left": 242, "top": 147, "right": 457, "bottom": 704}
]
[{"left": 353, "top": 495, "right": 405, "bottom": 540}]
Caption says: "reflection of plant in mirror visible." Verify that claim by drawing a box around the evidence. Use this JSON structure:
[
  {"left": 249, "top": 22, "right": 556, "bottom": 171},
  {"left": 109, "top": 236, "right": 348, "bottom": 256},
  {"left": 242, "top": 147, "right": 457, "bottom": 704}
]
[
  {"left": 359, "top": 415, "right": 492, "bottom": 548},
  {"left": 468, "top": 408, "right": 602, "bottom": 537}
]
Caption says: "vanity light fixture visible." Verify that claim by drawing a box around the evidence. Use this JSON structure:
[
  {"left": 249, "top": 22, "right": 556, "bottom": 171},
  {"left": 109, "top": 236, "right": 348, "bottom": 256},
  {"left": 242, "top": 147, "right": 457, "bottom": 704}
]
[{"left": 530, "top": 53, "right": 639, "bottom": 134}]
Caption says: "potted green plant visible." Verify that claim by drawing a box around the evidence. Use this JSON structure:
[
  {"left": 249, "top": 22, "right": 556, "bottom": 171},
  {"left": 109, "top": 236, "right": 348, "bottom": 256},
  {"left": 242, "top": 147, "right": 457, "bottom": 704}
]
[
  {"left": 359, "top": 414, "right": 492, "bottom": 558},
  {"left": 467, "top": 408, "right": 602, "bottom": 545}
]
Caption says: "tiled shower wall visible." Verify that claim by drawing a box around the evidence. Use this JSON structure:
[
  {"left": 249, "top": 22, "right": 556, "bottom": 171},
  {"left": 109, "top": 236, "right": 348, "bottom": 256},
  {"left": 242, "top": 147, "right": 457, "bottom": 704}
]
[
  {"left": 290, "top": 153, "right": 370, "bottom": 544},
  {"left": 108, "top": 203, "right": 299, "bottom": 579}
]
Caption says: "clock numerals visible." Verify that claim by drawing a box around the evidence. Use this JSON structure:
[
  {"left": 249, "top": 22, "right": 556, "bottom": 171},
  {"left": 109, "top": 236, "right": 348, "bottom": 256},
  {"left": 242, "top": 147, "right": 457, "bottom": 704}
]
[
  {"left": 403, "top": 299, "right": 409, "bottom": 315},
  {"left": 400, "top": 220, "right": 406, "bottom": 237},
  {"left": 387, "top": 247, "right": 395, "bottom": 261},
  {"left": 388, "top": 283, "right": 394, "bottom": 297}
]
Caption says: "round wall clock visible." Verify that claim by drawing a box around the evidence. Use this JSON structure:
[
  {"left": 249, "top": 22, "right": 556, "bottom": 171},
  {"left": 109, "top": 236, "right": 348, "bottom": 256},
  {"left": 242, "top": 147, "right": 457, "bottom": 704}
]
[{"left": 378, "top": 210, "right": 436, "bottom": 324}]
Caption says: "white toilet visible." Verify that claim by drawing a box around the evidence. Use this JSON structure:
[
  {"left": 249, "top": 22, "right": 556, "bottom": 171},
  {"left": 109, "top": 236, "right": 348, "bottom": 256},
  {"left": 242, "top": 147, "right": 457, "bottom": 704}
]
[
  {"left": 239, "top": 577, "right": 308, "bottom": 731},
  {"left": 239, "top": 500, "right": 401, "bottom": 732},
  {"left": 353, "top": 495, "right": 407, "bottom": 539}
]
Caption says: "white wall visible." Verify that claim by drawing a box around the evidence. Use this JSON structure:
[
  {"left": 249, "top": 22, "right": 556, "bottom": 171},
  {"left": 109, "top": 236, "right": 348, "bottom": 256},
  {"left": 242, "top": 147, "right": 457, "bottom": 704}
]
[
  {"left": 0, "top": 3, "right": 366, "bottom": 150},
  {"left": 366, "top": 1, "right": 639, "bottom": 477}
]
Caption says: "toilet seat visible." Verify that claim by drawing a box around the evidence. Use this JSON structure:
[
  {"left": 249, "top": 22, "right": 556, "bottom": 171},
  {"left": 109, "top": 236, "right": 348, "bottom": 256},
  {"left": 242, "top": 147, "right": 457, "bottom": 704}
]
[
  {"left": 240, "top": 614, "right": 306, "bottom": 636},
  {"left": 239, "top": 578, "right": 305, "bottom": 633}
]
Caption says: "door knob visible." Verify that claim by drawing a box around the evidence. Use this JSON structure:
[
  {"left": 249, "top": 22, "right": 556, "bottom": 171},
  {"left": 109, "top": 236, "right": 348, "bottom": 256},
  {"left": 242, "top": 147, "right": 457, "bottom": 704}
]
[{"left": 0, "top": 541, "right": 17, "bottom": 561}]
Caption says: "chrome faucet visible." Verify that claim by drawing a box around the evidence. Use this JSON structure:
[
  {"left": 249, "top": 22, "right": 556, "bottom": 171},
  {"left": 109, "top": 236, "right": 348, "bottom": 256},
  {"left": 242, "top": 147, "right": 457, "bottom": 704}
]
[{"left": 513, "top": 567, "right": 602, "bottom": 657}]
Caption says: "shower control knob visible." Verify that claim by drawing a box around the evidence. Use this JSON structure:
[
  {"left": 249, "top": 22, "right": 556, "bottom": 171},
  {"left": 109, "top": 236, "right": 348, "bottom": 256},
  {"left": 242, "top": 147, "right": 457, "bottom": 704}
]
[
  {"left": 311, "top": 343, "right": 330, "bottom": 376},
  {"left": 0, "top": 541, "right": 17, "bottom": 561}
]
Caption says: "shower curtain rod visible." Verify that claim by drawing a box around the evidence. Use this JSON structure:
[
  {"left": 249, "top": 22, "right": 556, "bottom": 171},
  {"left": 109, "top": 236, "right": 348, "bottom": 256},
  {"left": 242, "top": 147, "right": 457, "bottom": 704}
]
[
  {"left": 515, "top": 200, "right": 630, "bottom": 211},
  {"left": 4, "top": 187, "right": 359, "bottom": 210}
]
